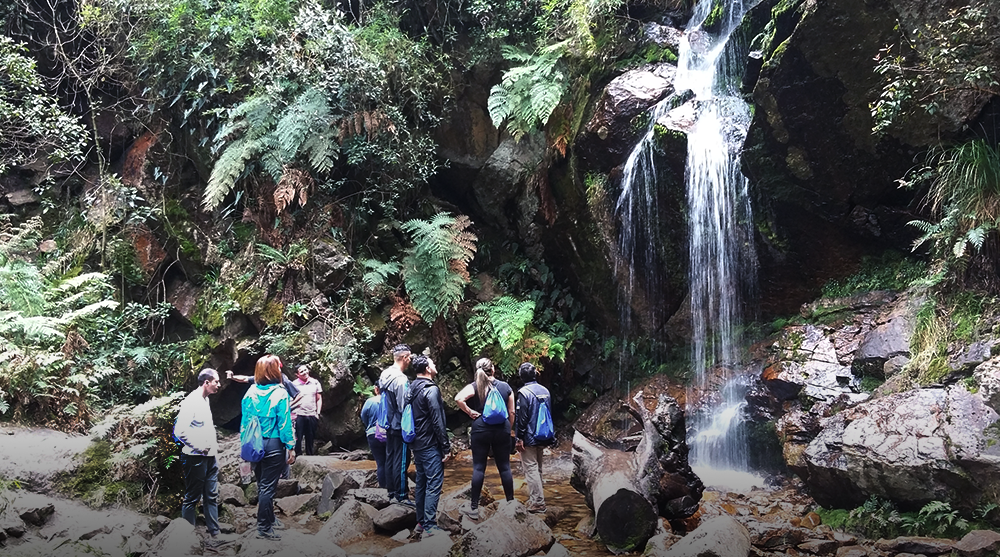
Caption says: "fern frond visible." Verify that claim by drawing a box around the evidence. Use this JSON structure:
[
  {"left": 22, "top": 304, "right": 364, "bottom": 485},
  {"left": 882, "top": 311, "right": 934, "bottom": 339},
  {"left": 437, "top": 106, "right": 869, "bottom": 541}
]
[
  {"left": 275, "top": 87, "right": 329, "bottom": 163},
  {"left": 204, "top": 136, "right": 257, "bottom": 210},
  {"left": 360, "top": 260, "right": 401, "bottom": 291}
]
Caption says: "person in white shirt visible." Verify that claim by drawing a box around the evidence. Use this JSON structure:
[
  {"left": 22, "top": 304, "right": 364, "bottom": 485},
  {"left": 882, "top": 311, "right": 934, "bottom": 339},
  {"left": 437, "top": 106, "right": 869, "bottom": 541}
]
[
  {"left": 291, "top": 365, "right": 322, "bottom": 455},
  {"left": 173, "top": 368, "right": 221, "bottom": 544}
]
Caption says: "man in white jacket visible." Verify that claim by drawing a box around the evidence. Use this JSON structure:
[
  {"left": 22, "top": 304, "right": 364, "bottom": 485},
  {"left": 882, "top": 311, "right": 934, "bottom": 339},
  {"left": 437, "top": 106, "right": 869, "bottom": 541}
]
[{"left": 174, "top": 368, "right": 222, "bottom": 544}]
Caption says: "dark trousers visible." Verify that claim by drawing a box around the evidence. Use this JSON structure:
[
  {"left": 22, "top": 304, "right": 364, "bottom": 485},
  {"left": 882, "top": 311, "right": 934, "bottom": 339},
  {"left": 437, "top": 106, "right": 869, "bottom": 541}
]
[
  {"left": 254, "top": 437, "right": 286, "bottom": 533},
  {"left": 294, "top": 415, "right": 318, "bottom": 455},
  {"left": 470, "top": 427, "right": 514, "bottom": 507},
  {"left": 367, "top": 434, "right": 387, "bottom": 488},
  {"left": 384, "top": 429, "right": 410, "bottom": 501},
  {"left": 413, "top": 445, "right": 444, "bottom": 529},
  {"left": 180, "top": 454, "right": 219, "bottom": 535}
]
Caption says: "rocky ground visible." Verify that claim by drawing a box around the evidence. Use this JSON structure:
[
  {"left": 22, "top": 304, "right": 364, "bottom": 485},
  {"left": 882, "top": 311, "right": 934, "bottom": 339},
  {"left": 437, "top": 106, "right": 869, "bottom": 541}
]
[{"left": 2, "top": 425, "right": 1000, "bottom": 557}]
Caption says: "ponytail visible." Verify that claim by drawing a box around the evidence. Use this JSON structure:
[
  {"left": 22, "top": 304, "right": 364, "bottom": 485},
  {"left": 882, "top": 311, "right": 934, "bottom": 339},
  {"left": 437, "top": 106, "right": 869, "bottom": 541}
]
[{"left": 474, "top": 358, "right": 495, "bottom": 402}]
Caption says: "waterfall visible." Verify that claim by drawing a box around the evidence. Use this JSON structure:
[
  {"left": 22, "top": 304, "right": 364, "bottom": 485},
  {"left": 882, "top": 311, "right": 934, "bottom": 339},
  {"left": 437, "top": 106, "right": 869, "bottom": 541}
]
[
  {"left": 614, "top": 0, "right": 760, "bottom": 488},
  {"left": 678, "top": 0, "right": 759, "bottom": 487}
]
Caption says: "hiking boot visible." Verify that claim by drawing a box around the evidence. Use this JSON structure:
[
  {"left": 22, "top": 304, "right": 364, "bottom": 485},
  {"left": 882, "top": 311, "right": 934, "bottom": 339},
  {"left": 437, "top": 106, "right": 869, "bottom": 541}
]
[
  {"left": 256, "top": 529, "right": 281, "bottom": 540},
  {"left": 527, "top": 504, "right": 547, "bottom": 514},
  {"left": 459, "top": 503, "right": 479, "bottom": 521},
  {"left": 397, "top": 498, "right": 416, "bottom": 508}
]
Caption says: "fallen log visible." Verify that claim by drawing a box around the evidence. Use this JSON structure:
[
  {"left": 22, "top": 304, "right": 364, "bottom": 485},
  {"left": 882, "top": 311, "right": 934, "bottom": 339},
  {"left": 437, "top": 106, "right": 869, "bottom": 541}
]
[{"left": 571, "top": 384, "right": 703, "bottom": 554}]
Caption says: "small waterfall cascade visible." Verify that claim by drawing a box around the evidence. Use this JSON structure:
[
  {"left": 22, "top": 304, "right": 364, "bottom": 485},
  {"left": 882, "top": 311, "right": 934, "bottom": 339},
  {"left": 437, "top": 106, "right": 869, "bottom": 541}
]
[
  {"left": 677, "top": 0, "right": 760, "bottom": 488},
  {"left": 613, "top": 96, "right": 674, "bottom": 341}
]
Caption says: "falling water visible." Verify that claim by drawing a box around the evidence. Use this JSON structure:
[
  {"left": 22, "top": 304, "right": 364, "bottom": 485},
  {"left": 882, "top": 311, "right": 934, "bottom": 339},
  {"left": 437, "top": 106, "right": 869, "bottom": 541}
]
[{"left": 677, "top": 0, "right": 760, "bottom": 488}]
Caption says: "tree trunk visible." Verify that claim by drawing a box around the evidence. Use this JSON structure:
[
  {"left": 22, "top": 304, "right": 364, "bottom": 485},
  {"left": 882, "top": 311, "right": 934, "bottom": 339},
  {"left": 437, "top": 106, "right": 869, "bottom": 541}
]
[{"left": 571, "top": 385, "right": 703, "bottom": 554}]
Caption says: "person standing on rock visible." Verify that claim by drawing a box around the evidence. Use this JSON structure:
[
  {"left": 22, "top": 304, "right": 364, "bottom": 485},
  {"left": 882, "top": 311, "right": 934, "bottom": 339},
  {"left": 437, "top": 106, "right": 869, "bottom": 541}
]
[
  {"left": 406, "top": 355, "right": 451, "bottom": 539},
  {"left": 515, "top": 362, "right": 553, "bottom": 514},
  {"left": 455, "top": 357, "right": 516, "bottom": 520},
  {"left": 174, "top": 368, "right": 222, "bottom": 545},
  {"left": 378, "top": 343, "right": 413, "bottom": 504},
  {"left": 360, "top": 385, "right": 388, "bottom": 488},
  {"left": 291, "top": 364, "right": 322, "bottom": 456},
  {"left": 241, "top": 355, "right": 296, "bottom": 540}
]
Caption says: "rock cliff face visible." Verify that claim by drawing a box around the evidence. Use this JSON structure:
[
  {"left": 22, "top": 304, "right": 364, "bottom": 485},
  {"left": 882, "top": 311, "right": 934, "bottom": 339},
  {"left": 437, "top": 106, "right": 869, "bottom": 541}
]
[{"left": 741, "top": 0, "right": 999, "bottom": 317}]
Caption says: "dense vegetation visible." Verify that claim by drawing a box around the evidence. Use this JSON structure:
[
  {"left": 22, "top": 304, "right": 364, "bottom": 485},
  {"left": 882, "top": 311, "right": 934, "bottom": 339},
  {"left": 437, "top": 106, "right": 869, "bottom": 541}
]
[{"left": 2, "top": 0, "right": 1000, "bottom": 529}]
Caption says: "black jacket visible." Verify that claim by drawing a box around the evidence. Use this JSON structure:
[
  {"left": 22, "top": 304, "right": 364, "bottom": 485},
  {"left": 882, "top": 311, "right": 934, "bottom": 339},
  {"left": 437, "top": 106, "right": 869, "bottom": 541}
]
[
  {"left": 405, "top": 377, "right": 450, "bottom": 454},
  {"left": 516, "top": 381, "right": 554, "bottom": 446}
]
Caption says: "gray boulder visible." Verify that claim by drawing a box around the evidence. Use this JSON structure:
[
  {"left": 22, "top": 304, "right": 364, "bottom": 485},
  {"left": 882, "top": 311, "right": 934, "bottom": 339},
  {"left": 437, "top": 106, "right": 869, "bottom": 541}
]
[
  {"left": 656, "top": 515, "right": 750, "bottom": 557},
  {"left": 146, "top": 517, "right": 201, "bottom": 557},
  {"left": 315, "top": 497, "right": 375, "bottom": 546},
  {"left": 954, "top": 529, "right": 1000, "bottom": 557},
  {"left": 763, "top": 325, "right": 868, "bottom": 404},
  {"left": 794, "top": 385, "right": 1000, "bottom": 511},
  {"left": 447, "top": 500, "right": 553, "bottom": 557},
  {"left": 373, "top": 502, "right": 417, "bottom": 532}
]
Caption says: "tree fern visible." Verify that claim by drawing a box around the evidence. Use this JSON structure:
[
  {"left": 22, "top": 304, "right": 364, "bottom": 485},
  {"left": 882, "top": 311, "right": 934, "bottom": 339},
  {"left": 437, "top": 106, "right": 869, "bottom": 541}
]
[
  {"left": 401, "top": 213, "right": 477, "bottom": 322},
  {"left": 488, "top": 41, "right": 570, "bottom": 141}
]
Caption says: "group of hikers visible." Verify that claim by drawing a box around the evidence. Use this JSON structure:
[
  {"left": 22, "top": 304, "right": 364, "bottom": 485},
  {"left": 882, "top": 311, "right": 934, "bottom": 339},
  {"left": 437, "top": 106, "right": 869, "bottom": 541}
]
[{"left": 171, "top": 343, "right": 555, "bottom": 547}]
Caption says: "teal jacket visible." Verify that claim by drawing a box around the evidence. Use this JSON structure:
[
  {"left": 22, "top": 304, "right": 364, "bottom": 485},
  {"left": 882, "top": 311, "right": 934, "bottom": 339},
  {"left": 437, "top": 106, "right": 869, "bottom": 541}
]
[{"left": 241, "top": 383, "right": 295, "bottom": 451}]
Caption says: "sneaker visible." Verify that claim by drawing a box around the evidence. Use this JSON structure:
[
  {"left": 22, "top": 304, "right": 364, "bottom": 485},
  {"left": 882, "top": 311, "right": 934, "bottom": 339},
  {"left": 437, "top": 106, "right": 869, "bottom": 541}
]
[
  {"left": 397, "top": 498, "right": 416, "bottom": 508},
  {"left": 272, "top": 518, "right": 285, "bottom": 530},
  {"left": 407, "top": 524, "right": 424, "bottom": 540},
  {"left": 459, "top": 503, "right": 479, "bottom": 521},
  {"left": 527, "top": 505, "right": 547, "bottom": 514},
  {"left": 423, "top": 526, "right": 448, "bottom": 538},
  {"left": 256, "top": 529, "right": 281, "bottom": 540}
]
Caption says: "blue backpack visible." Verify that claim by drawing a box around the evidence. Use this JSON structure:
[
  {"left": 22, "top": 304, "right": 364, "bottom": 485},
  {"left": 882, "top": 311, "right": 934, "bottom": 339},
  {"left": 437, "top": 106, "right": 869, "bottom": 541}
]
[
  {"left": 482, "top": 385, "right": 509, "bottom": 425},
  {"left": 533, "top": 396, "right": 555, "bottom": 443},
  {"left": 241, "top": 390, "right": 272, "bottom": 462},
  {"left": 401, "top": 403, "right": 415, "bottom": 443},
  {"left": 374, "top": 393, "right": 388, "bottom": 442}
]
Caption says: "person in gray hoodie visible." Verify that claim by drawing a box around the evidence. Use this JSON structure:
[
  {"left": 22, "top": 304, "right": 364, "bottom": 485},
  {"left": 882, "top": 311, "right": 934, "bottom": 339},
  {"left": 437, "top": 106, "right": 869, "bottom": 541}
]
[{"left": 377, "top": 344, "right": 413, "bottom": 504}]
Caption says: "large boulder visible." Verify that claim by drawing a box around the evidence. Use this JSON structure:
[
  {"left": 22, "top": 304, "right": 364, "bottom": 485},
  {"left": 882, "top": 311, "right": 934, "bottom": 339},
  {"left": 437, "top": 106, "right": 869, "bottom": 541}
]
[
  {"left": 655, "top": 515, "right": 751, "bottom": 557},
  {"left": 447, "top": 500, "right": 553, "bottom": 557},
  {"left": 315, "top": 498, "right": 376, "bottom": 546},
  {"left": 762, "top": 324, "right": 868, "bottom": 404},
  {"left": 576, "top": 63, "right": 678, "bottom": 172},
  {"left": 790, "top": 385, "right": 1000, "bottom": 511}
]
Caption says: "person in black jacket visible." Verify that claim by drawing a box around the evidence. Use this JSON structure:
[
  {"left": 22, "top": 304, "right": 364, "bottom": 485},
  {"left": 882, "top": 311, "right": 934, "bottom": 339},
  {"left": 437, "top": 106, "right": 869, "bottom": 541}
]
[
  {"left": 514, "top": 362, "right": 553, "bottom": 514},
  {"left": 405, "top": 355, "right": 451, "bottom": 539}
]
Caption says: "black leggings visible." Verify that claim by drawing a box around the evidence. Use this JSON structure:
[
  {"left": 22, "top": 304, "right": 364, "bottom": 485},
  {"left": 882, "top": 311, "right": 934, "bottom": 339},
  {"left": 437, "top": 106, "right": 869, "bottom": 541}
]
[{"left": 470, "top": 426, "right": 514, "bottom": 508}]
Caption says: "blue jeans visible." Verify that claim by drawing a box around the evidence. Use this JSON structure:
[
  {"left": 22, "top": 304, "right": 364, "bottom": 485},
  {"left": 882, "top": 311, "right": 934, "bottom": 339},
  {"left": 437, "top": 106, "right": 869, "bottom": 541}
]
[
  {"left": 367, "top": 434, "right": 387, "bottom": 488},
  {"left": 180, "top": 454, "right": 219, "bottom": 535},
  {"left": 412, "top": 445, "right": 444, "bottom": 529},
  {"left": 254, "top": 438, "right": 286, "bottom": 533}
]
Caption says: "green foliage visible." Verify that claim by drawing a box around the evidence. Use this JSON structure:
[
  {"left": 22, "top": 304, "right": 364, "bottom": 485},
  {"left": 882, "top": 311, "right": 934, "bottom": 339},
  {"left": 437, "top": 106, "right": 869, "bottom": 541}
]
[
  {"left": 0, "top": 36, "right": 87, "bottom": 174},
  {"left": 401, "top": 213, "right": 477, "bottom": 322},
  {"left": 360, "top": 259, "right": 402, "bottom": 292},
  {"left": 488, "top": 41, "right": 569, "bottom": 141},
  {"left": 901, "top": 500, "right": 969, "bottom": 537},
  {"left": 871, "top": 1, "right": 998, "bottom": 135},
  {"left": 205, "top": 1, "right": 445, "bottom": 212},
  {"left": 466, "top": 296, "right": 537, "bottom": 362},
  {"left": 908, "top": 290, "right": 994, "bottom": 385},
  {"left": 905, "top": 140, "right": 1000, "bottom": 281},
  {"left": 847, "top": 496, "right": 903, "bottom": 538},
  {"left": 820, "top": 252, "right": 926, "bottom": 298}
]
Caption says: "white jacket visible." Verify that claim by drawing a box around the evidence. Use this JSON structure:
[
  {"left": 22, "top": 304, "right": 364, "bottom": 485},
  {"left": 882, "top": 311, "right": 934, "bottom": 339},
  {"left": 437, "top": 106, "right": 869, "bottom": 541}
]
[{"left": 174, "top": 388, "right": 219, "bottom": 456}]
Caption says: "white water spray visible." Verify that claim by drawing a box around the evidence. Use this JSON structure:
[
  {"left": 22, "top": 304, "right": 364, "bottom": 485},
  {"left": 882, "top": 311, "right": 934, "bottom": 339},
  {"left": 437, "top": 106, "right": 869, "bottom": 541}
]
[{"left": 677, "top": 0, "right": 760, "bottom": 489}]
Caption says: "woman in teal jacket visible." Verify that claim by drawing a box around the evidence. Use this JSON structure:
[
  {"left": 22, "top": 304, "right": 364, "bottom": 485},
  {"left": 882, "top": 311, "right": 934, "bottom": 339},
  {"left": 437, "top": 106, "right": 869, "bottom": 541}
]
[{"left": 241, "top": 354, "right": 295, "bottom": 539}]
